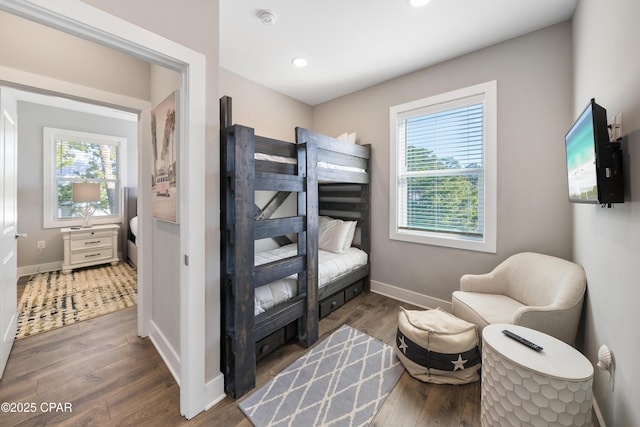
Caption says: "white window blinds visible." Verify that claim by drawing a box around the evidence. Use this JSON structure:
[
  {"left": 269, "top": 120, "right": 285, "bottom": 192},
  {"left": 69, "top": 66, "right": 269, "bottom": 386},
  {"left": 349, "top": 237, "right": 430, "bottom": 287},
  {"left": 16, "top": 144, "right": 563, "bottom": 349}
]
[
  {"left": 390, "top": 81, "right": 496, "bottom": 252},
  {"left": 396, "top": 96, "right": 484, "bottom": 237}
]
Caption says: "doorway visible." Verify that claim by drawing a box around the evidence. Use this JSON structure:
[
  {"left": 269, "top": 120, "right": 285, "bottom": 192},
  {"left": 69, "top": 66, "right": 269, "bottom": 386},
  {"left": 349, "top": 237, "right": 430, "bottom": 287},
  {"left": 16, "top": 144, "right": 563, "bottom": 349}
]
[
  {"left": 11, "top": 87, "right": 139, "bottom": 338},
  {"left": 0, "top": 1, "right": 214, "bottom": 418}
]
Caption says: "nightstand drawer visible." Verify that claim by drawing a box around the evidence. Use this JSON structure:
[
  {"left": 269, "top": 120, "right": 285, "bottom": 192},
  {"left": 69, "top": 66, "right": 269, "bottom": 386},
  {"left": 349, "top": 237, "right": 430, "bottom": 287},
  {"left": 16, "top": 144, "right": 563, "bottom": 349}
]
[
  {"left": 61, "top": 224, "right": 120, "bottom": 274},
  {"left": 70, "top": 235, "right": 113, "bottom": 251},
  {"left": 70, "top": 248, "right": 113, "bottom": 264}
]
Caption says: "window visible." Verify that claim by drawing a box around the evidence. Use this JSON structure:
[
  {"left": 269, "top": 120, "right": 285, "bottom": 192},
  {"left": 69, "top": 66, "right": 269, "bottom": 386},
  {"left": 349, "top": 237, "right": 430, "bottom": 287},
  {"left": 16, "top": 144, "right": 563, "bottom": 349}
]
[
  {"left": 389, "top": 81, "right": 496, "bottom": 252},
  {"left": 43, "top": 127, "right": 126, "bottom": 228}
]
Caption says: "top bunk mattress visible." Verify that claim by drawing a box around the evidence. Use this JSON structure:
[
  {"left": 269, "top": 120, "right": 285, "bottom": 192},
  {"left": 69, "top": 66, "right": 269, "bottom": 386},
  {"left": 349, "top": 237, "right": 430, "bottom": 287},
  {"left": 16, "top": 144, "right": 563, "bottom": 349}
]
[
  {"left": 254, "top": 243, "right": 367, "bottom": 315},
  {"left": 254, "top": 152, "right": 365, "bottom": 174}
]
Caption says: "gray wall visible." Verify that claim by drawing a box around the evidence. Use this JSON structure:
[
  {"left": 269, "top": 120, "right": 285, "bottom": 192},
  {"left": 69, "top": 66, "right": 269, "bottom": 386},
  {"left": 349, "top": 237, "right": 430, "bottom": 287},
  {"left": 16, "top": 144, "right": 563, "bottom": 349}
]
[
  {"left": 572, "top": 0, "right": 640, "bottom": 425},
  {"left": 16, "top": 101, "right": 137, "bottom": 270},
  {"left": 312, "top": 22, "right": 574, "bottom": 302}
]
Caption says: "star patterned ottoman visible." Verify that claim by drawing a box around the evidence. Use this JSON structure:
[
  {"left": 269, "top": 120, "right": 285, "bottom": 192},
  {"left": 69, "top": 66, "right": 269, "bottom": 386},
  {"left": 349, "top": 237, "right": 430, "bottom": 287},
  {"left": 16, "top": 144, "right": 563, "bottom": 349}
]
[{"left": 395, "top": 307, "right": 481, "bottom": 384}]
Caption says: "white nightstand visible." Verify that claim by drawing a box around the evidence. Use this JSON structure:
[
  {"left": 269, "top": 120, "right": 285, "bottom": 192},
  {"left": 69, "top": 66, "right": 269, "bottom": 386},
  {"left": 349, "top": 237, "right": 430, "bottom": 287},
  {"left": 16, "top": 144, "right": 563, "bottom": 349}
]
[{"left": 61, "top": 224, "right": 120, "bottom": 274}]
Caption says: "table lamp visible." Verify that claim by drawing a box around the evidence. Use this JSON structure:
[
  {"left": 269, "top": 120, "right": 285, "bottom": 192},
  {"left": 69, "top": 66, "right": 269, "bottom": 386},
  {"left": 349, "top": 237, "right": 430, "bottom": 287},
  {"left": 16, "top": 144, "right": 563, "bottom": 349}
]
[{"left": 72, "top": 182, "right": 101, "bottom": 228}]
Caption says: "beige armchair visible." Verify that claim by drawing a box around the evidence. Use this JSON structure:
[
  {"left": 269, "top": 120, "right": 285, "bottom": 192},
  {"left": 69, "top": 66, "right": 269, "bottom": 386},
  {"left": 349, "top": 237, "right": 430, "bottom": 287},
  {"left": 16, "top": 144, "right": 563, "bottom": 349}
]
[{"left": 452, "top": 252, "right": 586, "bottom": 346}]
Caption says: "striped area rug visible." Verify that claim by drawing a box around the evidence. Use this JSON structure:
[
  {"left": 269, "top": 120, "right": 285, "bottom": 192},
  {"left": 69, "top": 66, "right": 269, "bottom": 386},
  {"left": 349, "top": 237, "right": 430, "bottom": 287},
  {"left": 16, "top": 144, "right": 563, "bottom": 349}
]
[
  {"left": 239, "top": 324, "right": 405, "bottom": 427},
  {"left": 16, "top": 263, "right": 137, "bottom": 339}
]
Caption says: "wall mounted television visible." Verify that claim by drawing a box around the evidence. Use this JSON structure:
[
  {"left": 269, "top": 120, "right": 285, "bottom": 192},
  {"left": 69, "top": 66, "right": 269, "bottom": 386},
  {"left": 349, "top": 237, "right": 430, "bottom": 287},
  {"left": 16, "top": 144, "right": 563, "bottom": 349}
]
[{"left": 564, "top": 98, "right": 624, "bottom": 207}]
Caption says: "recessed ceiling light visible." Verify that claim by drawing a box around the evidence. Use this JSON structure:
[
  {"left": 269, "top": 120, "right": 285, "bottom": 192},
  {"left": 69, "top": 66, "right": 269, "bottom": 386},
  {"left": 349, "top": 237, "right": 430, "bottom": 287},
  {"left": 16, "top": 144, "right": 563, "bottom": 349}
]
[
  {"left": 409, "top": 0, "right": 432, "bottom": 7},
  {"left": 292, "top": 57, "right": 308, "bottom": 68}
]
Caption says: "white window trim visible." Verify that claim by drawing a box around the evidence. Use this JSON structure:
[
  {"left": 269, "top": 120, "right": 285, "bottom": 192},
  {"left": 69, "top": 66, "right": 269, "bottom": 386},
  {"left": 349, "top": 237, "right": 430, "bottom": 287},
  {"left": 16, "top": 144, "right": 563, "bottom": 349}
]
[
  {"left": 43, "top": 127, "right": 127, "bottom": 229},
  {"left": 389, "top": 80, "right": 497, "bottom": 253}
]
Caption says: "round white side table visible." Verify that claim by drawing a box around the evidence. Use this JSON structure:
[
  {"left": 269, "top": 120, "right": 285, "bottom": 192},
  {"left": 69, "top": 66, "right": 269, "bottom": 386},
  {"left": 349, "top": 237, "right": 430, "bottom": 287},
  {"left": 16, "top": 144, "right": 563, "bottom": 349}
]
[{"left": 481, "top": 324, "right": 593, "bottom": 426}]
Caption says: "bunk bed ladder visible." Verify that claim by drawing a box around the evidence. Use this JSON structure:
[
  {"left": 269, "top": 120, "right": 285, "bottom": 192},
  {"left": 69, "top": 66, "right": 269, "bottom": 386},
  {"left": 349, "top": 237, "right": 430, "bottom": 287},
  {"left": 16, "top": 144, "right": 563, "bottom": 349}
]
[
  {"left": 221, "top": 124, "right": 256, "bottom": 398},
  {"left": 221, "top": 121, "right": 318, "bottom": 398}
]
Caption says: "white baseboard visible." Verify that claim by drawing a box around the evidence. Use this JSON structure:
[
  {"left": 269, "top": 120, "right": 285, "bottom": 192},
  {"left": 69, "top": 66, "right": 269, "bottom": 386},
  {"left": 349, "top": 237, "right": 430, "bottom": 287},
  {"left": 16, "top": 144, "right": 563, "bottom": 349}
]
[
  {"left": 149, "top": 324, "right": 226, "bottom": 416},
  {"left": 592, "top": 396, "right": 606, "bottom": 427},
  {"left": 17, "top": 261, "right": 62, "bottom": 278},
  {"left": 203, "top": 374, "right": 226, "bottom": 411},
  {"left": 149, "top": 319, "right": 181, "bottom": 386},
  {"left": 370, "top": 280, "right": 452, "bottom": 312}
]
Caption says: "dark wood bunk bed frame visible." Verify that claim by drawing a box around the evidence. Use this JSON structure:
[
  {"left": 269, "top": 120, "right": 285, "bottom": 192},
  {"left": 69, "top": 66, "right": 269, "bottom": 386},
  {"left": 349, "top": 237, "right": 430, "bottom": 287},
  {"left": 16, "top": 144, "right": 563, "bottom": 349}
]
[{"left": 220, "top": 96, "right": 371, "bottom": 398}]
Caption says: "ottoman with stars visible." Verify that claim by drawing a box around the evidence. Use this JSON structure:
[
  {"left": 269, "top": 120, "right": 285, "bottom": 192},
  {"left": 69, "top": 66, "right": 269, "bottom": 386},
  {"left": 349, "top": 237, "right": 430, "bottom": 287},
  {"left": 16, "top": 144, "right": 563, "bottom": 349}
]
[{"left": 395, "top": 307, "right": 481, "bottom": 384}]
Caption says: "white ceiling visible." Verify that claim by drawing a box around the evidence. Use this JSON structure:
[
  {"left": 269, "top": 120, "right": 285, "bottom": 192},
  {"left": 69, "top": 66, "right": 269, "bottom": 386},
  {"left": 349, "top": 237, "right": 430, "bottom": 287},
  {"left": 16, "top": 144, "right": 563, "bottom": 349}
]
[{"left": 220, "top": 0, "right": 578, "bottom": 106}]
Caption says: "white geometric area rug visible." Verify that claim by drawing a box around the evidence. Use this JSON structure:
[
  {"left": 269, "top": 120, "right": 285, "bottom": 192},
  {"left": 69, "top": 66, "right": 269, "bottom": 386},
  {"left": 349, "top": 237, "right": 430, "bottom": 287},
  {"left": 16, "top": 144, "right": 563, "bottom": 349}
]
[{"left": 239, "top": 324, "right": 405, "bottom": 427}]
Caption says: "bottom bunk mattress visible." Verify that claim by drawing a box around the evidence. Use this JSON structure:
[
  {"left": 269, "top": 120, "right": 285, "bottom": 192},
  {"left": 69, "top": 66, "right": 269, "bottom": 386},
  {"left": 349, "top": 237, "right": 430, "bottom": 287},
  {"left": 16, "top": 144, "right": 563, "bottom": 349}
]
[{"left": 254, "top": 243, "right": 367, "bottom": 315}]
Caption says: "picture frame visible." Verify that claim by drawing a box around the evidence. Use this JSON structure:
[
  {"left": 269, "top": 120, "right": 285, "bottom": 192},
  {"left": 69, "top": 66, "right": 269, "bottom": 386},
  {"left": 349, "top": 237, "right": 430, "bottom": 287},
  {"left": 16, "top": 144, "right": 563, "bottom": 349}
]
[{"left": 150, "top": 90, "right": 179, "bottom": 223}]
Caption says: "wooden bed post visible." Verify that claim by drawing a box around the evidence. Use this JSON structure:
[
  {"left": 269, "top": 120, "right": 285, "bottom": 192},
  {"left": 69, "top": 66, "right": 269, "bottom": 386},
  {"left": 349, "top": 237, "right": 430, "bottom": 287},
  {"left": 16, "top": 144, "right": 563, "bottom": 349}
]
[
  {"left": 297, "top": 128, "right": 319, "bottom": 346},
  {"left": 361, "top": 144, "right": 372, "bottom": 293},
  {"left": 220, "top": 95, "right": 232, "bottom": 129},
  {"left": 221, "top": 124, "right": 257, "bottom": 398}
]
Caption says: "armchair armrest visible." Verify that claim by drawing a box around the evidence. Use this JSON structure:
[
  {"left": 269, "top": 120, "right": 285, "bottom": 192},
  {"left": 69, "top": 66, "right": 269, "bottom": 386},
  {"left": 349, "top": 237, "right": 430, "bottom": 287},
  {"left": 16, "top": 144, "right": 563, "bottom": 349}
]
[
  {"left": 513, "top": 303, "right": 582, "bottom": 346},
  {"left": 460, "top": 271, "right": 508, "bottom": 294}
]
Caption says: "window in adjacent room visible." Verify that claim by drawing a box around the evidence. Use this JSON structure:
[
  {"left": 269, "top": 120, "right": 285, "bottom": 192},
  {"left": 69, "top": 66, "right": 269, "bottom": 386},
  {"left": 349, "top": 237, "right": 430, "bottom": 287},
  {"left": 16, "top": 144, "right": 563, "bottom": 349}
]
[
  {"left": 389, "top": 81, "right": 497, "bottom": 252},
  {"left": 43, "top": 127, "right": 126, "bottom": 228}
]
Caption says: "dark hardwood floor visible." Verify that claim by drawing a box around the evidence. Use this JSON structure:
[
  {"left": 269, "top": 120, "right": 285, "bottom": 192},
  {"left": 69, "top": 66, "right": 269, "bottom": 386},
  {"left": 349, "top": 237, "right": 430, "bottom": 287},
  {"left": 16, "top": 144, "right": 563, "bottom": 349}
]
[{"left": 0, "top": 292, "right": 480, "bottom": 426}]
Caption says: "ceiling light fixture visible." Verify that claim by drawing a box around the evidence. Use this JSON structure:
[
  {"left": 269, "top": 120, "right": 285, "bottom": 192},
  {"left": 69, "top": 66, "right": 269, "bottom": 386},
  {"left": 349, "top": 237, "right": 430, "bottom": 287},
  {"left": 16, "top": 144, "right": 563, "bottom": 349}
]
[
  {"left": 409, "top": 0, "right": 432, "bottom": 7},
  {"left": 258, "top": 10, "right": 277, "bottom": 25},
  {"left": 292, "top": 57, "right": 308, "bottom": 68}
]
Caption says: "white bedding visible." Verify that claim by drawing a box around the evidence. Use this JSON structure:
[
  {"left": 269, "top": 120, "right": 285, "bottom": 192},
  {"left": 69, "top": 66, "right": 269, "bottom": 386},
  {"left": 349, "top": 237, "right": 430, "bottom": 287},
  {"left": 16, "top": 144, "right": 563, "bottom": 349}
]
[
  {"left": 254, "top": 243, "right": 367, "bottom": 315},
  {"left": 129, "top": 216, "right": 138, "bottom": 238},
  {"left": 254, "top": 152, "right": 365, "bottom": 174}
]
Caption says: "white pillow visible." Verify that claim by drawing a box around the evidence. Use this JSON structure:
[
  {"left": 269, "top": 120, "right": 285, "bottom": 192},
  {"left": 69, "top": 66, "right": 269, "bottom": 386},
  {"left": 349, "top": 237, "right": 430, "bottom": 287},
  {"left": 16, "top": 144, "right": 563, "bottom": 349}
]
[
  {"left": 318, "top": 216, "right": 357, "bottom": 253},
  {"left": 342, "top": 220, "right": 357, "bottom": 252},
  {"left": 335, "top": 131, "right": 358, "bottom": 144}
]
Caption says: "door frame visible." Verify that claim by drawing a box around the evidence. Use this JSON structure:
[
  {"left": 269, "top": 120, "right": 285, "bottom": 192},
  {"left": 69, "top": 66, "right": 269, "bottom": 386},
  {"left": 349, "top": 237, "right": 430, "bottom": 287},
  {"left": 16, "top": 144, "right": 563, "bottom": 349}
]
[{"left": 0, "top": 0, "right": 211, "bottom": 418}]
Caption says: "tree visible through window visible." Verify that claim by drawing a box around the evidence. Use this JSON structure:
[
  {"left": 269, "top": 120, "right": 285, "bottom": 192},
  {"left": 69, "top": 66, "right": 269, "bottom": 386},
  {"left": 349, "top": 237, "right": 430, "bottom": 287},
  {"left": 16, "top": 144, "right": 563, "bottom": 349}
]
[
  {"left": 55, "top": 138, "right": 119, "bottom": 218},
  {"left": 43, "top": 127, "right": 125, "bottom": 228},
  {"left": 390, "top": 81, "right": 496, "bottom": 253}
]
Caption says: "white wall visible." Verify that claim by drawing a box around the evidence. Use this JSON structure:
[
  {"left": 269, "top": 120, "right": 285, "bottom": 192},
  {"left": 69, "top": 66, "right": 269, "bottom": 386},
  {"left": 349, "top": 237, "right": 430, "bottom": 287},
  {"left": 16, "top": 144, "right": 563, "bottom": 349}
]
[
  {"left": 572, "top": 0, "right": 640, "bottom": 425},
  {"left": 313, "top": 23, "right": 574, "bottom": 305}
]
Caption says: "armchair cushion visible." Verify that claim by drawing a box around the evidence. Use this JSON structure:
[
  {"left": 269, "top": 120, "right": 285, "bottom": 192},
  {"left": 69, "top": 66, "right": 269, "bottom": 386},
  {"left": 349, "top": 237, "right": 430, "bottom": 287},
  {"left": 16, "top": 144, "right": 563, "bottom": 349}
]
[{"left": 452, "top": 292, "right": 525, "bottom": 326}]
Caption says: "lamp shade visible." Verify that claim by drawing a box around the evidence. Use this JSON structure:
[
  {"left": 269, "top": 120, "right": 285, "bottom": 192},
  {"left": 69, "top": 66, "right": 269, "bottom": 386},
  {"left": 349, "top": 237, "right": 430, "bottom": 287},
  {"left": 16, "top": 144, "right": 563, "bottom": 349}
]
[{"left": 72, "top": 182, "right": 101, "bottom": 203}]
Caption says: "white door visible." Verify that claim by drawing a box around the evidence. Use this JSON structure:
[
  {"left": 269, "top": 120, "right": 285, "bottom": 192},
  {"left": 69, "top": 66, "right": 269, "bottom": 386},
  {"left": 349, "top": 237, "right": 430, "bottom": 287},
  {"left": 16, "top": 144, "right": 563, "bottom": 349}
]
[{"left": 0, "top": 87, "right": 18, "bottom": 378}]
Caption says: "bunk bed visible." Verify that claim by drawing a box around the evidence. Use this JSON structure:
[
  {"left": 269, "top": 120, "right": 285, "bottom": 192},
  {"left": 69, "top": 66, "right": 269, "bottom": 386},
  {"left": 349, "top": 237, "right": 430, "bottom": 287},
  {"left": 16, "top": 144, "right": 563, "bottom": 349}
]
[{"left": 220, "top": 96, "right": 371, "bottom": 398}]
